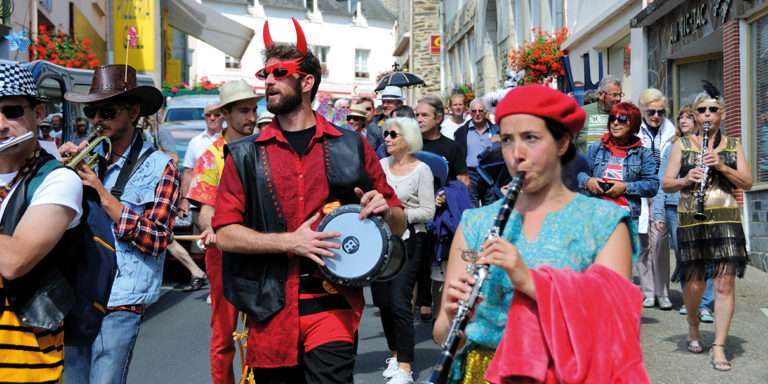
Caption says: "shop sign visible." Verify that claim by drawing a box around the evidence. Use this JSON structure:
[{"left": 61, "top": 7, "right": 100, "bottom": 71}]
[
  {"left": 670, "top": 0, "right": 732, "bottom": 44},
  {"left": 430, "top": 35, "right": 440, "bottom": 54}
]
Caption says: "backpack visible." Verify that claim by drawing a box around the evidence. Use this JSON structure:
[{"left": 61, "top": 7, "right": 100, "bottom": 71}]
[{"left": 64, "top": 135, "right": 155, "bottom": 344}]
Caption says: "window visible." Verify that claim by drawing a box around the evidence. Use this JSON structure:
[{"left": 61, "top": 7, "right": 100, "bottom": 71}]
[
  {"left": 355, "top": 49, "right": 370, "bottom": 79},
  {"left": 225, "top": 56, "right": 241, "bottom": 69},
  {"left": 312, "top": 45, "right": 329, "bottom": 76},
  {"left": 753, "top": 16, "right": 768, "bottom": 183}
]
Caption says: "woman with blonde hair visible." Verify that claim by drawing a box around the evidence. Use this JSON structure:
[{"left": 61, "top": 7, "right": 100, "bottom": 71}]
[
  {"left": 372, "top": 117, "right": 436, "bottom": 384},
  {"left": 662, "top": 86, "right": 752, "bottom": 371},
  {"left": 637, "top": 88, "right": 677, "bottom": 310}
]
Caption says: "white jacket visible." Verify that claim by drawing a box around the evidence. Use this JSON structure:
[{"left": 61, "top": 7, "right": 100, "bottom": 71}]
[{"left": 637, "top": 118, "right": 676, "bottom": 234}]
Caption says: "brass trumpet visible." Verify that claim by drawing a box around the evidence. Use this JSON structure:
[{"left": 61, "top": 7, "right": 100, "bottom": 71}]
[{"left": 66, "top": 135, "right": 111, "bottom": 169}]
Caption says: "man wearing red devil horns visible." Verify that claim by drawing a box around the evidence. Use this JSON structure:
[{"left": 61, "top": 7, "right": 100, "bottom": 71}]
[{"left": 212, "top": 18, "right": 406, "bottom": 383}]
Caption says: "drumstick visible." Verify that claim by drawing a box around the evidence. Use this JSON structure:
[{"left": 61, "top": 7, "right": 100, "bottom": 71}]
[{"left": 174, "top": 234, "right": 203, "bottom": 241}]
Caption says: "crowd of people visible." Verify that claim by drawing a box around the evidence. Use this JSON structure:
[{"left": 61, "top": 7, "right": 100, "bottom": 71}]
[{"left": 0, "top": 16, "right": 753, "bottom": 384}]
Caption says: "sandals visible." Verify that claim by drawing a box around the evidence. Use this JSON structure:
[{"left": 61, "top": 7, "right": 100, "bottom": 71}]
[
  {"left": 710, "top": 344, "right": 732, "bottom": 371},
  {"left": 686, "top": 340, "right": 704, "bottom": 354}
]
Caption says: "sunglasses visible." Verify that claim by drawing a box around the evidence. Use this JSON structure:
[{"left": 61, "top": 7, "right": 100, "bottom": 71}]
[
  {"left": 645, "top": 109, "right": 665, "bottom": 117},
  {"left": 0, "top": 105, "right": 26, "bottom": 119},
  {"left": 205, "top": 113, "right": 221, "bottom": 118},
  {"left": 696, "top": 106, "right": 720, "bottom": 114},
  {"left": 383, "top": 130, "right": 399, "bottom": 139},
  {"left": 255, "top": 58, "right": 306, "bottom": 80},
  {"left": 608, "top": 114, "right": 630, "bottom": 124},
  {"left": 346, "top": 115, "right": 364, "bottom": 121},
  {"left": 83, "top": 104, "right": 125, "bottom": 120}
]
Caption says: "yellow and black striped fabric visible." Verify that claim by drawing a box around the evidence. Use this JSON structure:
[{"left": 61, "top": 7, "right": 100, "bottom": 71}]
[{"left": 0, "top": 280, "right": 64, "bottom": 384}]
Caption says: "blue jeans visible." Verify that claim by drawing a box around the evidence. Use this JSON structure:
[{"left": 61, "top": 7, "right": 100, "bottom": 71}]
[
  {"left": 667, "top": 205, "right": 714, "bottom": 310},
  {"left": 64, "top": 310, "right": 142, "bottom": 384}
]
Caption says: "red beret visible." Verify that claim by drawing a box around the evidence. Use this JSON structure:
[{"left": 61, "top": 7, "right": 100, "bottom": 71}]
[{"left": 495, "top": 84, "right": 585, "bottom": 136}]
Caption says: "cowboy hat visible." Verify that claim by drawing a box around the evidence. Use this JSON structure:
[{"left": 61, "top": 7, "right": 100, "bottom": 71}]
[
  {"left": 218, "top": 79, "right": 258, "bottom": 109},
  {"left": 347, "top": 103, "right": 367, "bottom": 119},
  {"left": 64, "top": 64, "right": 163, "bottom": 116}
]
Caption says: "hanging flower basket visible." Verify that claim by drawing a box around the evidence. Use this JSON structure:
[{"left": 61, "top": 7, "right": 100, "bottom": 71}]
[
  {"left": 509, "top": 27, "right": 569, "bottom": 85},
  {"left": 29, "top": 25, "right": 100, "bottom": 69}
]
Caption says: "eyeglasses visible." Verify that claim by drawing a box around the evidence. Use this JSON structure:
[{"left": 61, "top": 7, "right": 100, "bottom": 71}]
[
  {"left": 83, "top": 104, "right": 125, "bottom": 120},
  {"left": 255, "top": 58, "right": 306, "bottom": 80},
  {"left": 602, "top": 91, "right": 624, "bottom": 98},
  {"left": 696, "top": 106, "right": 720, "bottom": 114},
  {"left": 205, "top": 113, "right": 221, "bottom": 119},
  {"left": 645, "top": 109, "right": 665, "bottom": 117},
  {"left": 470, "top": 109, "right": 484, "bottom": 114},
  {"left": 383, "top": 130, "right": 399, "bottom": 139},
  {"left": 0, "top": 105, "right": 26, "bottom": 119},
  {"left": 608, "top": 114, "right": 629, "bottom": 124}
]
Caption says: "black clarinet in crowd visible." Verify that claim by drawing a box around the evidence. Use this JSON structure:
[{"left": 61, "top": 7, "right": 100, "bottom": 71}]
[
  {"left": 424, "top": 172, "right": 526, "bottom": 384},
  {"left": 694, "top": 121, "right": 711, "bottom": 221}
]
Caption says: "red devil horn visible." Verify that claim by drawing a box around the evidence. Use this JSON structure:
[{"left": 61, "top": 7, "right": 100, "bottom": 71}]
[
  {"left": 263, "top": 20, "right": 274, "bottom": 49},
  {"left": 292, "top": 17, "right": 307, "bottom": 56}
]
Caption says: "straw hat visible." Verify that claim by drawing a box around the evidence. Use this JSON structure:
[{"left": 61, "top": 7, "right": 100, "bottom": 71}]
[
  {"left": 217, "top": 79, "right": 258, "bottom": 109},
  {"left": 257, "top": 111, "right": 275, "bottom": 125},
  {"left": 347, "top": 103, "right": 367, "bottom": 119}
]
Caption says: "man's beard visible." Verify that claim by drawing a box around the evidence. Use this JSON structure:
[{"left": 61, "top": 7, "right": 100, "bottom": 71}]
[{"left": 267, "top": 82, "right": 302, "bottom": 115}]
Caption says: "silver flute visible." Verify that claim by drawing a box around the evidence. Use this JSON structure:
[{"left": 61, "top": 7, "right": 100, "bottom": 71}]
[
  {"left": 694, "top": 121, "right": 710, "bottom": 221},
  {"left": 424, "top": 172, "right": 526, "bottom": 384},
  {"left": 0, "top": 132, "right": 34, "bottom": 153}
]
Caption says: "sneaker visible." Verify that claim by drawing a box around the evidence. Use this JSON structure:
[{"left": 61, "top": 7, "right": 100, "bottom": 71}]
[
  {"left": 658, "top": 296, "right": 673, "bottom": 310},
  {"left": 679, "top": 306, "right": 688, "bottom": 315},
  {"left": 699, "top": 308, "right": 714, "bottom": 323},
  {"left": 642, "top": 297, "right": 655, "bottom": 308},
  {"left": 183, "top": 276, "right": 208, "bottom": 292},
  {"left": 206, "top": 294, "right": 211, "bottom": 305},
  {"left": 383, "top": 358, "right": 399, "bottom": 378},
  {"left": 387, "top": 368, "right": 414, "bottom": 384}
]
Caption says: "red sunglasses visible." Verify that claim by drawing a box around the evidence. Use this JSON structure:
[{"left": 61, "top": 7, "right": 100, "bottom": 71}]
[{"left": 255, "top": 58, "right": 306, "bottom": 80}]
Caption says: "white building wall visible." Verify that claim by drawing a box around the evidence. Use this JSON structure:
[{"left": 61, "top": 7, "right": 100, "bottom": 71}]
[{"left": 189, "top": 5, "right": 395, "bottom": 97}]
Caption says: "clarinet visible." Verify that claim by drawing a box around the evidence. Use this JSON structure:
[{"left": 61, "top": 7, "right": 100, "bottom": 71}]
[
  {"left": 693, "top": 121, "right": 710, "bottom": 221},
  {"left": 424, "top": 172, "right": 526, "bottom": 384}
]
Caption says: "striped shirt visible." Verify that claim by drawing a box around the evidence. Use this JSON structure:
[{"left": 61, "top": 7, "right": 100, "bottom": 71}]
[{"left": 0, "top": 280, "right": 64, "bottom": 384}]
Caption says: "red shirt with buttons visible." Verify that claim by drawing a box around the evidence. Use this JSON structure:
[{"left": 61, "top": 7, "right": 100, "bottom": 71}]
[{"left": 212, "top": 112, "right": 401, "bottom": 368}]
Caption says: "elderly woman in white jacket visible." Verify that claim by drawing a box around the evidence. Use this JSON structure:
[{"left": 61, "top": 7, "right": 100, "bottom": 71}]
[
  {"left": 637, "top": 88, "right": 677, "bottom": 309},
  {"left": 370, "top": 117, "right": 436, "bottom": 384}
]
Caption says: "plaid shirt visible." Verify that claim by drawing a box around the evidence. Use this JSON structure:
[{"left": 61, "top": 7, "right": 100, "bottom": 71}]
[{"left": 115, "top": 161, "right": 180, "bottom": 257}]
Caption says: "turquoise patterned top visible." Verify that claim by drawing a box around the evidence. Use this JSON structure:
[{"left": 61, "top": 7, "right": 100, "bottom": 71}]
[{"left": 449, "top": 193, "right": 638, "bottom": 382}]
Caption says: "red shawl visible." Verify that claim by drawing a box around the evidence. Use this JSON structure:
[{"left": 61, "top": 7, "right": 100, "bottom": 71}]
[{"left": 484, "top": 264, "right": 650, "bottom": 384}]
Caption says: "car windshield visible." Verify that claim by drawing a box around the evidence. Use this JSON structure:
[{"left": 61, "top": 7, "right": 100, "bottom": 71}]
[{"left": 165, "top": 108, "right": 204, "bottom": 122}]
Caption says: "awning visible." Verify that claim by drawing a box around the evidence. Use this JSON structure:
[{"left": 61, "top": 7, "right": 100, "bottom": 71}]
[{"left": 167, "top": 0, "right": 254, "bottom": 59}]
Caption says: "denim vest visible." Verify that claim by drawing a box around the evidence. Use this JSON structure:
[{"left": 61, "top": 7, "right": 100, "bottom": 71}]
[
  {"left": 102, "top": 141, "right": 171, "bottom": 306},
  {"left": 577, "top": 140, "right": 659, "bottom": 218}
]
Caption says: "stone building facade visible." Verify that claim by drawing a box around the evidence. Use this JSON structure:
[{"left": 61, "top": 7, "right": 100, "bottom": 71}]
[{"left": 394, "top": 0, "right": 441, "bottom": 103}]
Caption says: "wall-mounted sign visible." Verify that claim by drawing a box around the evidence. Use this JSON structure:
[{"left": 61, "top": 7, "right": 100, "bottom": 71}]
[
  {"left": 113, "top": 0, "right": 155, "bottom": 71},
  {"left": 670, "top": 0, "right": 732, "bottom": 44},
  {"left": 430, "top": 35, "right": 440, "bottom": 55}
]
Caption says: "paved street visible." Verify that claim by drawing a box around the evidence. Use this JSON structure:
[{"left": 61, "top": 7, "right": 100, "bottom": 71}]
[{"left": 129, "top": 266, "right": 768, "bottom": 384}]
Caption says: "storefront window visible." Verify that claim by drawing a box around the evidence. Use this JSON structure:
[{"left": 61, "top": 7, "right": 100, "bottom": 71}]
[
  {"left": 752, "top": 16, "right": 768, "bottom": 184},
  {"left": 676, "top": 59, "right": 723, "bottom": 109}
]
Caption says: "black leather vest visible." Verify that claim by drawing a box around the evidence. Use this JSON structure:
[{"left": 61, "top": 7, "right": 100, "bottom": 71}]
[
  {"left": 222, "top": 128, "right": 372, "bottom": 323},
  {"left": 0, "top": 154, "right": 77, "bottom": 330}
]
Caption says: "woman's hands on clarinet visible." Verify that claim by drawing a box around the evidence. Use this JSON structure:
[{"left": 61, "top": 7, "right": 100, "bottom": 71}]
[{"left": 475, "top": 237, "right": 536, "bottom": 300}]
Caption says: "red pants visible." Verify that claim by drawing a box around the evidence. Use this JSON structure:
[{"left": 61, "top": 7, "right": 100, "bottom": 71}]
[{"left": 207, "top": 247, "right": 238, "bottom": 384}]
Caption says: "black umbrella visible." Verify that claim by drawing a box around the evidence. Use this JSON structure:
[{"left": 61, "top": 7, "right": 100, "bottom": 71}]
[{"left": 375, "top": 63, "right": 425, "bottom": 91}]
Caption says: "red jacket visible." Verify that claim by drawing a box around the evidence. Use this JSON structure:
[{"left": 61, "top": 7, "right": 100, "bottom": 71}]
[{"left": 485, "top": 264, "right": 650, "bottom": 384}]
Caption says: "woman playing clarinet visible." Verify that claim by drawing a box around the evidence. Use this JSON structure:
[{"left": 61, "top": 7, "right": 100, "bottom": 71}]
[
  {"left": 662, "top": 83, "right": 752, "bottom": 371},
  {"left": 433, "top": 85, "right": 638, "bottom": 383}
]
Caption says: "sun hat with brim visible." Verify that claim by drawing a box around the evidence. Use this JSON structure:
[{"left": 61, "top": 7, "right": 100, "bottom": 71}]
[
  {"left": 204, "top": 102, "right": 221, "bottom": 115},
  {"left": 0, "top": 63, "right": 44, "bottom": 102},
  {"left": 494, "top": 84, "right": 585, "bottom": 136},
  {"left": 64, "top": 64, "right": 163, "bottom": 116},
  {"left": 347, "top": 103, "right": 367, "bottom": 119},
  {"left": 380, "top": 85, "right": 405, "bottom": 101},
  {"left": 218, "top": 79, "right": 258, "bottom": 109},
  {"left": 257, "top": 111, "right": 275, "bottom": 125}
]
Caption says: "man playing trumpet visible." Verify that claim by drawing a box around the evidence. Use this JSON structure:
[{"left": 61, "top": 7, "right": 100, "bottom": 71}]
[{"left": 60, "top": 64, "right": 180, "bottom": 384}]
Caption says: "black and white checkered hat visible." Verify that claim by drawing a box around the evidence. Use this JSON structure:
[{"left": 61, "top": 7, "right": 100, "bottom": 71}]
[{"left": 0, "top": 63, "right": 40, "bottom": 101}]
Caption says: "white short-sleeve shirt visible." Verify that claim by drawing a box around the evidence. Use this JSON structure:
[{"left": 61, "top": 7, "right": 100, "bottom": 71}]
[{"left": 0, "top": 168, "right": 83, "bottom": 230}]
